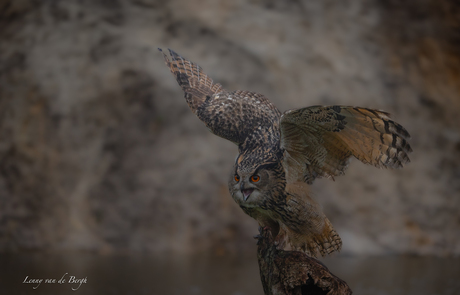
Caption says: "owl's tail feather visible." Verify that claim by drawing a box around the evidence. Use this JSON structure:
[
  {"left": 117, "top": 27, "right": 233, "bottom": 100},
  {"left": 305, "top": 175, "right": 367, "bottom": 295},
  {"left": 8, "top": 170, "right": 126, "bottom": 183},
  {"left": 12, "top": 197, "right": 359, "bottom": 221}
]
[{"left": 159, "top": 48, "right": 223, "bottom": 113}]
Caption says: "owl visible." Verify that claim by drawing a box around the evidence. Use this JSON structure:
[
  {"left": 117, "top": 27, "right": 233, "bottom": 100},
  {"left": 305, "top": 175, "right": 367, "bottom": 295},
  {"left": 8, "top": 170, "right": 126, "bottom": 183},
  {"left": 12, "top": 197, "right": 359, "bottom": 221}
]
[{"left": 159, "top": 48, "right": 412, "bottom": 257}]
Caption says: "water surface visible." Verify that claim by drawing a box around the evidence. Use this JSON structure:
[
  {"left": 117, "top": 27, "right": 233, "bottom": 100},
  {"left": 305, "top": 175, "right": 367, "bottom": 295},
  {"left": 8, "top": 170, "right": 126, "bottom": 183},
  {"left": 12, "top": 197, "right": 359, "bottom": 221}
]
[{"left": 1, "top": 252, "right": 458, "bottom": 295}]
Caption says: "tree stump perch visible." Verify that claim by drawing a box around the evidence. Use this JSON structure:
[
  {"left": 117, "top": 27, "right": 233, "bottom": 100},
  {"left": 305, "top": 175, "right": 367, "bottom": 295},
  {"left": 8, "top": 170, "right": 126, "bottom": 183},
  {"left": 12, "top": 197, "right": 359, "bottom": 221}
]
[{"left": 256, "top": 227, "right": 352, "bottom": 295}]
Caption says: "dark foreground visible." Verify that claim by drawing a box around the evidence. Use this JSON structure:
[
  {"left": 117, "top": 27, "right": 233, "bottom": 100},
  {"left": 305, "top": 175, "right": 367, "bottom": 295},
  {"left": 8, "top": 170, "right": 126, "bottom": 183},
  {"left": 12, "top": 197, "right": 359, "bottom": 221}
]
[{"left": 0, "top": 252, "right": 458, "bottom": 295}]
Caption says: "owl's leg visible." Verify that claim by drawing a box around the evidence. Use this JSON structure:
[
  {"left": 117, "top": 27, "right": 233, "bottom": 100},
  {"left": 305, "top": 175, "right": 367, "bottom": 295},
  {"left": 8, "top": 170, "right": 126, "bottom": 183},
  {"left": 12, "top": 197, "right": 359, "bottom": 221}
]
[
  {"left": 255, "top": 225, "right": 289, "bottom": 251},
  {"left": 273, "top": 224, "right": 295, "bottom": 251},
  {"left": 273, "top": 229, "right": 289, "bottom": 250},
  {"left": 253, "top": 226, "right": 265, "bottom": 245},
  {"left": 274, "top": 234, "right": 286, "bottom": 250},
  {"left": 254, "top": 226, "right": 275, "bottom": 248},
  {"left": 254, "top": 226, "right": 271, "bottom": 240}
]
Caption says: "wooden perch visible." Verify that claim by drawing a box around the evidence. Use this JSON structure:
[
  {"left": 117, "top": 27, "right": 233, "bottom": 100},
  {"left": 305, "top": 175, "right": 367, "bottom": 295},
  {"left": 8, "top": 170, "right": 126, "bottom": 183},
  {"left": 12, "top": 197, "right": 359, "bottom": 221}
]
[{"left": 255, "top": 227, "right": 352, "bottom": 295}]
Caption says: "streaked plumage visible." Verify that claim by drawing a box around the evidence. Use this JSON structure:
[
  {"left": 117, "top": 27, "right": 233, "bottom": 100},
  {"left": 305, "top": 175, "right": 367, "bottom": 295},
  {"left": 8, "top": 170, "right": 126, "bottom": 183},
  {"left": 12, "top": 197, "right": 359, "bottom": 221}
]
[{"left": 160, "top": 48, "right": 412, "bottom": 257}]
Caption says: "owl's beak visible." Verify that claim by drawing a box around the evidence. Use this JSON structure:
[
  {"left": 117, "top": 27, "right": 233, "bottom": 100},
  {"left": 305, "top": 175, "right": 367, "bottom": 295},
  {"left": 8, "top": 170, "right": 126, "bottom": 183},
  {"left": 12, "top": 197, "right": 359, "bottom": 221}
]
[{"left": 240, "top": 183, "right": 254, "bottom": 201}]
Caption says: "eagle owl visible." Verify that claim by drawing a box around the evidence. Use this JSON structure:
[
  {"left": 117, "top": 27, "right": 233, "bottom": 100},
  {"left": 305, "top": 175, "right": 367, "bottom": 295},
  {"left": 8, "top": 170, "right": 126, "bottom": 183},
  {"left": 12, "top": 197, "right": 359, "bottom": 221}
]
[{"left": 160, "top": 49, "right": 412, "bottom": 257}]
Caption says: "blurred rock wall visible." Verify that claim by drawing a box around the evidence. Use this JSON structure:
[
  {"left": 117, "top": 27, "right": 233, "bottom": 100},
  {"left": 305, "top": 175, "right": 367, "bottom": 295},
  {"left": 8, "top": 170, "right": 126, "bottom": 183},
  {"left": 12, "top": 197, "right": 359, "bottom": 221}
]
[{"left": 0, "top": 0, "right": 459, "bottom": 255}]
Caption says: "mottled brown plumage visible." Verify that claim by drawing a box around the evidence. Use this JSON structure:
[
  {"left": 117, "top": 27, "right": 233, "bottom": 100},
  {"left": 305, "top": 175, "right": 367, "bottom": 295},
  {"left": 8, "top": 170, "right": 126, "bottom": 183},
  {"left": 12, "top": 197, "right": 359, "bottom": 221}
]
[{"left": 160, "top": 48, "right": 412, "bottom": 257}]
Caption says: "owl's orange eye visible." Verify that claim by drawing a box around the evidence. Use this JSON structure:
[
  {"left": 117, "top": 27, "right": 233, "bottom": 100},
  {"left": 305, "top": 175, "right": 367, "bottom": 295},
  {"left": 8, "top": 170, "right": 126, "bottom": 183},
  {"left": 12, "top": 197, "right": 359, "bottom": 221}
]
[
  {"left": 251, "top": 175, "right": 260, "bottom": 182},
  {"left": 234, "top": 174, "right": 240, "bottom": 182}
]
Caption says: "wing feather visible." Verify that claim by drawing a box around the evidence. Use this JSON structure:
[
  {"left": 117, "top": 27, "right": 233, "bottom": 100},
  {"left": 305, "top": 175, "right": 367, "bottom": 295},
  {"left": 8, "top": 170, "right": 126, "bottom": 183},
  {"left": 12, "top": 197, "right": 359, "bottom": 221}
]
[
  {"left": 280, "top": 105, "right": 412, "bottom": 183},
  {"left": 277, "top": 182, "right": 342, "bottom": 257},
  {"left": 159, "top": 48, "right": 223, "bottom": 113},
  {"left": 160, "top": 49, "right": 281, "bottom": 146}
]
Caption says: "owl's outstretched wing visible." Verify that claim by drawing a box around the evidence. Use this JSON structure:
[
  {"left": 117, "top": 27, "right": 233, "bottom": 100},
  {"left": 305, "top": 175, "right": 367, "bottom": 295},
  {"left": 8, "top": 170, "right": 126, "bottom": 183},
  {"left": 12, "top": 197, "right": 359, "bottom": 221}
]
[
  {"left": 160, "top": 49, "right": 281, "bottom": 146},
  {"left": 280, "top": 106, "right": 412, "bottom": 184},
  {"left": 159, "top": 48, "right": 223, "bottom": 113}
]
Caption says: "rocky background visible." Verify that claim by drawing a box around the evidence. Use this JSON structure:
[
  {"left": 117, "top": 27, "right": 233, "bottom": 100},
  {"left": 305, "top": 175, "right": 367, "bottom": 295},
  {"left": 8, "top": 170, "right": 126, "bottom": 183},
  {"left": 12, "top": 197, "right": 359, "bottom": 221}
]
[{"left": 0, "top": 0, "right": 459, "bottom": 256}]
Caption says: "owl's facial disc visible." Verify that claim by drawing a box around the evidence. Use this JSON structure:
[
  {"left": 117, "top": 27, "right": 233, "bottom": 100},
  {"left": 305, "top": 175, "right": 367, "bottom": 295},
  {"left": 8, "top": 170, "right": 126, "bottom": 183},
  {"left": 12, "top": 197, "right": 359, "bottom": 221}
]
[{"left": 239, "top": 175, "right": 260, "bottom": 201}]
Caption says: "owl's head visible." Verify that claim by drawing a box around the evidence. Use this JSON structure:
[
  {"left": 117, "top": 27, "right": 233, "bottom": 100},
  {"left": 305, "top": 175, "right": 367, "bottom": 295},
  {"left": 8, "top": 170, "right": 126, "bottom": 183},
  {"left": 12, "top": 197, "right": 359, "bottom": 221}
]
[{"left": 228, "top": 158, "right": 285, "bottom": 208}]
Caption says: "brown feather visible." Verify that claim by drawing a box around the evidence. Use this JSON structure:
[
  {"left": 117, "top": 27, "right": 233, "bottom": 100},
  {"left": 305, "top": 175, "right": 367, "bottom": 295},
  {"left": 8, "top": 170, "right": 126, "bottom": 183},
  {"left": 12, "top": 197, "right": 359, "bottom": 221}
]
[
  {"left": 276, "top": 182, "right": 342, "bottom": 257},
  {"left": 159, "top": 48, "right": 223, "bottom": 113},
  {"left": 280, "top": 105, "right": 412, "bottom": 183},
  {"left": 161, "top": 50, "right": 411, "bottom": 259}
]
